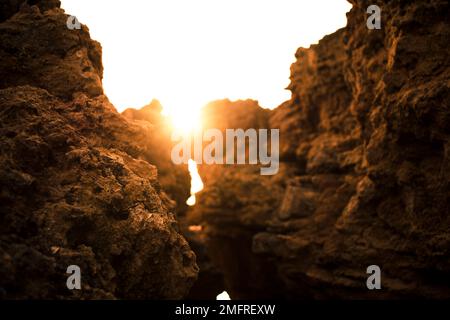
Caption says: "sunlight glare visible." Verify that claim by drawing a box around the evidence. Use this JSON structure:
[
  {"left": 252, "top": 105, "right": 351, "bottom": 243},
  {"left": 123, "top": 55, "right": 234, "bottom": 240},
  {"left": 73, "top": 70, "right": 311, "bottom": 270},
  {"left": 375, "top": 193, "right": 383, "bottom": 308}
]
[
  {"left": 168, "top": 107, "right": 202, "bottom": 135},
  {"left": 216, "top": 291, "right": 231, "bottom": 300},
  {"left": 59, "top": 0, "right": 351, "bottom": 207},
  {"left": 186, "top": 159, "right": 204, "bottom": 206},
  {"left": 60, "top": 0, "right": 352, "bottom": 129}
]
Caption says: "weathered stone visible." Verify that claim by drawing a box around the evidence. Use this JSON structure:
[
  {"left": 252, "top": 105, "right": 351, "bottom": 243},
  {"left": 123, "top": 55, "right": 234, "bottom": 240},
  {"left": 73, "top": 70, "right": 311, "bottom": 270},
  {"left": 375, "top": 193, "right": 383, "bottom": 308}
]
[
  {"left": 0, "top": 3, "right": 197, "bottom": 299},
  {"left": 187, "top": 0, "right": 450, "bottom": 299}
]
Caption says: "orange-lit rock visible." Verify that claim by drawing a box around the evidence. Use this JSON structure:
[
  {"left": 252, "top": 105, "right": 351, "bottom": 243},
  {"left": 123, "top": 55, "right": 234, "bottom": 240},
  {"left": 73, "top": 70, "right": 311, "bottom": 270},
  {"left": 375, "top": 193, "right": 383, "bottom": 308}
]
[
  {"left": 0, "top": 1, "right": 197, "bottom": 299},
  {"left": 187, "top": 0, "right": 450, "bottom": 299}
]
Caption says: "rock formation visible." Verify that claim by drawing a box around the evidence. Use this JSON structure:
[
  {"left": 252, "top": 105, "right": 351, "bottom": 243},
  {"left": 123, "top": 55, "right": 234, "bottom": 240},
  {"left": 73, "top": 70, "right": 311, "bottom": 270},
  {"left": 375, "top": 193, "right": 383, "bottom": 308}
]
[
  {"left": 0, "top": 1, "right": 197, "bottom": 299},
  {"left": 0, "top": 0, "right": 448, "bottom": 301},
  {"left": 188, "top": 0, "right": 450, "bottom": 299},
  {"left": 122, "top": 100, "right": 191, "bottom": 216},
  {"left": 186, "top": 99, "right": 288, "bottom": 299}
]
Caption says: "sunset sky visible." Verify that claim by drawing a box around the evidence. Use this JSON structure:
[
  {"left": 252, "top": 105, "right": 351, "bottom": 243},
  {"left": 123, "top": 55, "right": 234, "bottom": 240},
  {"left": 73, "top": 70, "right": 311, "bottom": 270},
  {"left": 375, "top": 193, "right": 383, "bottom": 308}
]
[{"left": 61, "top": 0, "right": 351, "bottom": 128}]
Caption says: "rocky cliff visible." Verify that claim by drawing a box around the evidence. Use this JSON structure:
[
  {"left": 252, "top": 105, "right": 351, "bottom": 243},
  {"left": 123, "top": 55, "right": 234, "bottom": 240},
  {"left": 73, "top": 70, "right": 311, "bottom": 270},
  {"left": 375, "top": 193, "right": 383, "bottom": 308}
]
[
  {"left": 0, "top": 1, "right": 198, "bottom": 299},
  {"left": 188, "top": 0, "right": 450, "bottom": 299}
]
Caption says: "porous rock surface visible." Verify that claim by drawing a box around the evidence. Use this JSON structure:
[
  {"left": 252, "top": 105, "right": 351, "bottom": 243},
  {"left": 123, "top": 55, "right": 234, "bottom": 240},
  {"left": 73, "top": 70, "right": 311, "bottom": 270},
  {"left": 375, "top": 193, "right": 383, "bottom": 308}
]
[
  {"left": 188, "top": 0, "right": 450, "bottom": 299},
  {"left": 0, "top": 1, "right": 197, "bottom": 299},
  {"left": 122, "top": 100, "right": 191, "bottom": 216}
]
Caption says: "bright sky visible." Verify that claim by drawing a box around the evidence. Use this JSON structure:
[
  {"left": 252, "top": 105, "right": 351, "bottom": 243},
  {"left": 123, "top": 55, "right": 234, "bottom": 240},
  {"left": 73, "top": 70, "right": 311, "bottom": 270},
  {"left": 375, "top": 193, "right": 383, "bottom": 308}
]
[{"left": 61, "top": 0, "right": 351, "bottom": 126}]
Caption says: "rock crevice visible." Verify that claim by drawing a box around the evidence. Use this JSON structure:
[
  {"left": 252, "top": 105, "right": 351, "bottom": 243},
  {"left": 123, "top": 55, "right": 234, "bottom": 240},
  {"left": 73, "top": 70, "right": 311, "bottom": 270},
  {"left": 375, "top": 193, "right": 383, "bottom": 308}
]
[{"left": 188, "top": 0, "right": 450, "bottom": 299}]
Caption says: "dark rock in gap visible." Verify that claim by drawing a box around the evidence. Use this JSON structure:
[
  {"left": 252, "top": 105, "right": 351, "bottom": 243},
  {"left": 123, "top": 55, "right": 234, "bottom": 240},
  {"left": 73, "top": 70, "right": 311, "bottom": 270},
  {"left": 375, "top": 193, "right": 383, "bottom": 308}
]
[{"left": 188, "top": 0, "right": 450, "bottom": 299}]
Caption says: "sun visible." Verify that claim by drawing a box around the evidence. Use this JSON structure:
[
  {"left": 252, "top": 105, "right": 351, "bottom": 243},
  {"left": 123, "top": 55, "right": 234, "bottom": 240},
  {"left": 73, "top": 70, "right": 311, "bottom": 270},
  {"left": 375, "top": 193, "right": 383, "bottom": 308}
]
[
  {"left": 162, "top": 101, "right": 205, "bottom": 207},
  {"left": 168, "top": 109, "right": 202, "bottom": 135},
  {"left": 159, "top": 94, "right": 205, "bottom": 134}
]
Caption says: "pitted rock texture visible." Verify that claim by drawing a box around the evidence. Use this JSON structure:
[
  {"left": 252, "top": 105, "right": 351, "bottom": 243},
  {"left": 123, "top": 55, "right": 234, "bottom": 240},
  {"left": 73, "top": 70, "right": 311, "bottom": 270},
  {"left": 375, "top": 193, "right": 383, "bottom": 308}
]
[
  {"left": 122, "top": 100, "right": 191, "bottom": 216},
  {"left": 0, "top": 2, "right": 103, "bottom": 99},
  {"left": 189, "top": 0, "right": 450, "bottom": 299},
  {"left": 0, "top": 1, "right": 197, "bottom": 299}
]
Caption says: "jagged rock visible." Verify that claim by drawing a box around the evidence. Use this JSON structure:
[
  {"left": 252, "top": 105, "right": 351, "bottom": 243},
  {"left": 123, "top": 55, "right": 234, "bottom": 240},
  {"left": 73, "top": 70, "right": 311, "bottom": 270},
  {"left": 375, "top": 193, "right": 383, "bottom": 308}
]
[
  {"left": 122, "top": 100, "right": 191, "bottom": 216},
  {"left": 188, "top": 0, "right": 450, "bottom": 299},
  {"left": 0, "top": 2, "right": 103, "bottom": 100},
  {"left": 0, "top": 2, "right": 197, "bottom": 299},
  {"left": 122, "top": 99, "right": 164, "bottom": 125},
  {"left": 187, "top": 100, "right": 292, "bottom": 299},
  {"left": 0, "top": 0, "right": 61, "bottom": 22}
]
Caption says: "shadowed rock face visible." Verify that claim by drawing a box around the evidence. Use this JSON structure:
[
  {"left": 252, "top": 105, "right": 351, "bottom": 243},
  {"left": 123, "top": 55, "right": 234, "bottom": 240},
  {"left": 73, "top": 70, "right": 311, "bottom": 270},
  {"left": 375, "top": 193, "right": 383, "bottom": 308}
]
[
  {"left": 122, "top": 100, "right": 191, "bottom": 217},
  {"left": 186, "top": 99, "right": 288, "bottom": 299},
  {"left": 0, "top": 1, "right": 197, "bottom": 299},
  {"left": 0, "top": 2, "right": 103, "bottom": 99},
  {"left": 188, "top": 0, "right": 450, "bottom": 299}
]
